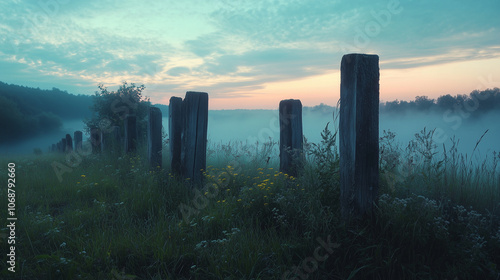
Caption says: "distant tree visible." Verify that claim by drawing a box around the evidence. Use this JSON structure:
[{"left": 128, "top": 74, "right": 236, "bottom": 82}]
[
  {"left": 436, "top": 94, "right": 456, "bottom": 110},
  {"left": 84, "top": 82, "right": 151, "bottom": 142},
  {"left": 382, "top": 100, "right": 401, "bottom": 112},
  {"left": 414, "top": 96, "right": 435, "bottom": 111}
]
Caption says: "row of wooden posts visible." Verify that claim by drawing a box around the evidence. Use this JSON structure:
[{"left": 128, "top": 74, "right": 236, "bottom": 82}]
[{"left": 49, "top": 53, "right": 380, "bottom": 221}]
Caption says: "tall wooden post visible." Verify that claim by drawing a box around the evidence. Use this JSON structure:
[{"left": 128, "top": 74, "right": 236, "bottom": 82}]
[
  {"left": 61, "top": 138, "right": 67, "bottom": 153},
  {"left": 148, "top": 107, "right": 163, "bottom": 169},
  {"left": 90, "top": 128, "right": 101, "bottom": 154},
  {"left": 100, "top": 130, "right": 106, "bottom": 153},
  {"left": 340, "top": 53, "right": 380, "bottom": 221},
  {"left": 181, "top": 91, "right": 208, "bottom": 183},
  {"left": 112, "top": 126, "right": 122, "bottom": 154},
  {"left": 65, "top": 134, "right": 73, "bottom": 152},
  {"left": 169, "top": 97, "right": 183, "bottom": 176},
  {"left": 279, "top": 99, "right": 304, "bottom": 177},
  {"left": 124, "top": 115, "right": 137, "bottom": 153},
  {"left": 74, "top": 131, "right": 83, "bottom": 151}
]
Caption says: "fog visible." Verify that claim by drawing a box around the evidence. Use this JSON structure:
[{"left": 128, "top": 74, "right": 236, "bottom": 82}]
[
  {"left": 0, "top": 119, "right": 86, "bottom": 155},
  {"left": 202, "top": 108, "right": 499, "bottom": 163},
  {"left": 2, "top": 109, "right": 499, "bottom": 165}
]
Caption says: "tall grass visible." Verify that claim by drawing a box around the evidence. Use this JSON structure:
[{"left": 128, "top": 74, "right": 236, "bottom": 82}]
[{"left": 0, "top": 125, "right": 499, "bottom": 279}]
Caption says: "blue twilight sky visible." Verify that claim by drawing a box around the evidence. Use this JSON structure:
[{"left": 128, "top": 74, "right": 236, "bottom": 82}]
[{"left": 1, "top": 0, "right": 499, "bottom": 109}]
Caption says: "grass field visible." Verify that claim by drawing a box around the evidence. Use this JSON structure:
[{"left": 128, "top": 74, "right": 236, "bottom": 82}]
[{"left": 1, "top": 125, "right": 499, "bottom": 279}]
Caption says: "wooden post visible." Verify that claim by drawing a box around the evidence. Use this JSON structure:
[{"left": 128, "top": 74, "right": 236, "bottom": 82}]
[
  {"left": 57, "top": 141, "right": 61, "bottom": 153},
  {"left": 90, "top": 128, "right": 101, "bottom": 154},
  {"left": 124, "top": 115, "right": 137, "bottom": 153},
  {"left": 148, "top": 106, "right": 163, "bottom": 169},
  {"left": 279, "top": 99, "right": 304, "bottom": 177},
  {"left": 51, "top": 144, "right": 56, "bottom": 153},
  {"left": 61, "top": 138, "right": 67, "bottom": 153},
  {"left": 74, "top": 131, "right": 83, "bottom": 151},
  {"left": 181, "top": 91, "right": 208, "bottom": 183},
  {"left": 339, "top": 53, "right": 380, "bottom": 221},
  {"left": 65, "top": 134, "right": 73, "bottom": 152},
  {"left": 112, "top": 126, "right": 121, "bottom": 154},
  {"left": 169, "top": 97, "right": 183, "bottom": 176},
  {"left": 100, "top": 130, "right": 106, "bottom": 153}
]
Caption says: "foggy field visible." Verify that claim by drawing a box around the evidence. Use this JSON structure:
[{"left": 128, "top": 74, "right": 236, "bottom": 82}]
[
  {"left": 2, "top": 108, "right": 499, "bottom": 162},
  {"left": 1, "top": 112, "right": 499, "bottom": 279}
]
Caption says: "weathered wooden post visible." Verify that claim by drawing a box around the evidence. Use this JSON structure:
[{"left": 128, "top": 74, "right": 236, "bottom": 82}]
[
  {"left": 169, "top": 97, "right": 183, "bottom": 176},
  {"left": 279, "top": 99, "right": 304, "bottom": 177},
  {"left": 181, "top": 91, "right": 208, "bottom": 183},
  {"left": 57, "top": 141, "right": 61, "bottom": 153},
  {"left": 112, "top": 126, "right": 121, "bottom": 154},
  {"left": 124, "top": 115, "right": 137, "bottom": 153},
  {"left": 74, "top": 131, "right": 83, "bottom": 151},
  {"left": 148, "top": 107, "right": 163, "bottom": 169},
  {"left": 61, "top": 138, "right": 67, "bottom": 153},
  {"left": 339, "top": 53, "right": 380, "bottom": 221},
  {"left": 65, "top": 134, "right": 73, "bottom": 152},
  {"left": 90, "top": 128, "right": 101, "bottom": 154}
]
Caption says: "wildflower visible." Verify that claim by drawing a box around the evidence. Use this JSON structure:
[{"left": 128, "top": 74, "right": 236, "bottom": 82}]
[
  {"left": 264, "top": 203, "right": 269, "bottom": 206},
  {"left": 222, "top": 200, "right": 226, "bottom": 203},
  {"left": 81, "top": 175, "right": 86, "bottom": 178},
  {"left": 237, "top": 199, "right": 242, "bottom": 202}
]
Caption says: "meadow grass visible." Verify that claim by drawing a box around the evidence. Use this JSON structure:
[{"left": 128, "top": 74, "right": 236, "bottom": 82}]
[{"left": 0, "top": 127, "right": 499, "bottom": 279}]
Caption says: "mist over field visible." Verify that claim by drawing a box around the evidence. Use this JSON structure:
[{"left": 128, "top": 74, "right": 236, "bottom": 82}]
[
  {"left": 204, "top": 108, "right": 500, "bottom": 162},
  {"left": 2, "top": 106, "right": 498, "bottom": 164}
]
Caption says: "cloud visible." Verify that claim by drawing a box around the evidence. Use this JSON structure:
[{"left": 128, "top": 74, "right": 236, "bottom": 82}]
[{"left": 0, "top": 0, "right": 499, "bottom": 105}]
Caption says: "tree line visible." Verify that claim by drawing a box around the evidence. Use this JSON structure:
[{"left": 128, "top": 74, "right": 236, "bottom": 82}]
[
  {"left": 380, "top": 88, "right": 500, "bottom": 115},
  {"left": 0, "top": 81, "right": 93, "bottom": 144},
  {"left": 1, "top": 80, "right": 498, "bottom": 145}
]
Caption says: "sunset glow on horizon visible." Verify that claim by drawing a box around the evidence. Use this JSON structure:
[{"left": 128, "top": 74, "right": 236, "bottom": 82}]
[{"left": 1, "top": 0, "right": 499, "bottom": 109}]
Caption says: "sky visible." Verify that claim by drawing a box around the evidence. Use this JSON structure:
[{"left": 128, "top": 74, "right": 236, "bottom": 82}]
[{"left": 1, "top": 0, "right": 499, "bottom": 109}]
